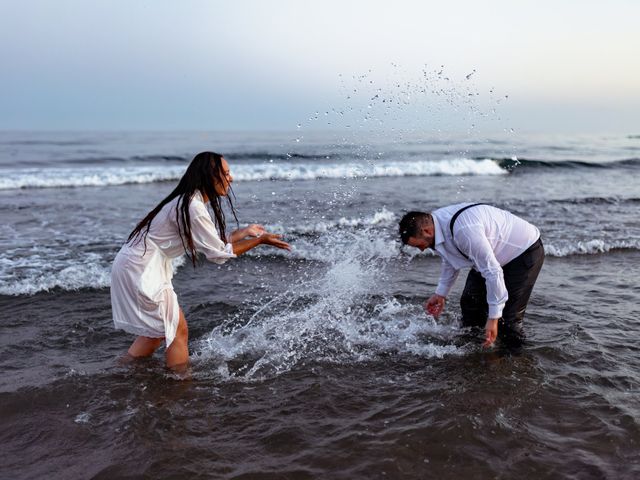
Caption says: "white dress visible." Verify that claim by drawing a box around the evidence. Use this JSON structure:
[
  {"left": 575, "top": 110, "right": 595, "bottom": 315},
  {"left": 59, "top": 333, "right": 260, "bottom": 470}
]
[{"left": 110, "top": 191, "right": 236, "bottom": 347}]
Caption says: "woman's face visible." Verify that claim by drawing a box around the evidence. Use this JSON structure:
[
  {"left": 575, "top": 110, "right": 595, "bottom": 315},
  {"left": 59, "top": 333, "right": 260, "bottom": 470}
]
[{"left": 214, "top": 157, "right": 233, "bottom": 196}]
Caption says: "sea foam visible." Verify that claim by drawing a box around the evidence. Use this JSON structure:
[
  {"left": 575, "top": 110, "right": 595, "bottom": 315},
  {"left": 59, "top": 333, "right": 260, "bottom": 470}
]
[
  {"left": 0, "top": 253, "right": 186, "bottom": 296},
  {"left": 543, "top": 239, "right": 640, "bottom": 257}
]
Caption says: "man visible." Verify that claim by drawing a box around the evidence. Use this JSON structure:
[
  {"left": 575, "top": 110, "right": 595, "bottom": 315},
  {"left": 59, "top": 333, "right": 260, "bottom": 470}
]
[{"left": 399, "top": 203, "right": 544, "bottom": 347}]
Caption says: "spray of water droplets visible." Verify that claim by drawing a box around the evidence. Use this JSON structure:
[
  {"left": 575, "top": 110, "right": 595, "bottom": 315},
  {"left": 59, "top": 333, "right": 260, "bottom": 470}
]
[{"left": 194, "top": 226, "right": 460, "bottom": 381}]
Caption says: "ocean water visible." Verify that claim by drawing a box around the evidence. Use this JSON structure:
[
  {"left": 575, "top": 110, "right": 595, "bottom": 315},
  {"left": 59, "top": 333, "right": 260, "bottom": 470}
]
[{"left": 1, "top": 130, "right": 639, "bottom": 479}]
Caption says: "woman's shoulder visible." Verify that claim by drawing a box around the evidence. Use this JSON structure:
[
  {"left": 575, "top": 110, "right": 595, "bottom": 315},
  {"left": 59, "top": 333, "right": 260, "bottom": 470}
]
[
  {"left": 188, "top": 191, "right": 208, "bottom": 216},
  {"left": 158, "top": 193, "right": 204, "bottom": 218}
]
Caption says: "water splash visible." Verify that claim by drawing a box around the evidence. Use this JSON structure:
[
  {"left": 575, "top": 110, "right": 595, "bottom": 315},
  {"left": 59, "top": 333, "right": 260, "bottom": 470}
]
[{"left": 194, "top": 228, "right": 460, "bottom": 381}]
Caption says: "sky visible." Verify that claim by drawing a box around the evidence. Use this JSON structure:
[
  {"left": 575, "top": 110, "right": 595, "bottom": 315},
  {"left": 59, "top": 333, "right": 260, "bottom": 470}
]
[{"left": 0, "top": 0, "right": 638, "bottom": 133}]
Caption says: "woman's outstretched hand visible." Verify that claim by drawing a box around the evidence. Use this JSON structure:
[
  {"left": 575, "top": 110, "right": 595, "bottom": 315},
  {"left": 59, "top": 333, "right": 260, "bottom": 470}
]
[
  {"left": 260, "top": 233, "right": 291, "bottom": 251},
  {"left": 243, "top": 224, "right": 266, "bottom": 238}
]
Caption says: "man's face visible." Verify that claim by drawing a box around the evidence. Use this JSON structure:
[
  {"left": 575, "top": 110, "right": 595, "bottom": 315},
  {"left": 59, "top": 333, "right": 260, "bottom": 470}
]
[{"left": 406, "top": 225, "right": 435, "bottom": 251}]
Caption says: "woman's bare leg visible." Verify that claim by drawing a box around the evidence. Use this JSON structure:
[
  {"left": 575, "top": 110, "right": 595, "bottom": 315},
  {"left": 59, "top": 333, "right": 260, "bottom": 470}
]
[
  {"left": 128, "top": 336, "right": 163, "bottom": 357},
  {"left": 166, "top": 309, "right": 189, "bottom": 370}
]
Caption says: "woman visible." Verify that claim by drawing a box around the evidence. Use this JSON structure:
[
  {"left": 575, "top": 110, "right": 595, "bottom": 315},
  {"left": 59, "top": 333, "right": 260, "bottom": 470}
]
[{"left": 110, "top": 151, "right": 290, "bottom": 370}]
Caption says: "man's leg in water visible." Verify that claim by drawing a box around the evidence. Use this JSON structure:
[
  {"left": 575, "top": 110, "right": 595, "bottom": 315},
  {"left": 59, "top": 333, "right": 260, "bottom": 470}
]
[
  {"left": 500, "top": 240, "right": 545, "bottom": 348},
  {"left": 460, "top": 269, "right": 489, "bottom": 328}
]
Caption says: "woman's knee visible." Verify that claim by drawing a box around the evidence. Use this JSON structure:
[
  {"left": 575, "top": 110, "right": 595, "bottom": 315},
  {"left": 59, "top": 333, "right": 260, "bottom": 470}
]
[{"left": 128, "top": 336, "right": 163, "bottom": 357}]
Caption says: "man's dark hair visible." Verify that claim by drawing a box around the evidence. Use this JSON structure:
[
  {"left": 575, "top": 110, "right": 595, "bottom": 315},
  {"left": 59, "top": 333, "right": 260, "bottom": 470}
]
[{"left": 399, "top": 211, "right": 431, "bottom": 244}]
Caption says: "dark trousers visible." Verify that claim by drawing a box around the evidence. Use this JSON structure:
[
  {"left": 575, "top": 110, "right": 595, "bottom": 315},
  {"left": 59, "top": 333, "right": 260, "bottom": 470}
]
[{"left": 460, "top": 239, "right": 545, "bottom": 347}]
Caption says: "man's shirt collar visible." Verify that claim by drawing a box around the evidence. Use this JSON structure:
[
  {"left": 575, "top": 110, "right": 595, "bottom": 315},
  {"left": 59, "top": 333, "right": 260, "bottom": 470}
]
[{"left": 432, "top": 214, "right": 446, "bottom": 249}]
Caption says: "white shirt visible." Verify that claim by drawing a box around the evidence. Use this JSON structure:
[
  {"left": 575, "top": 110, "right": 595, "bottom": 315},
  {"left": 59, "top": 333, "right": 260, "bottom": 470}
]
[{"left": 431, "top": 203, "right": 540, "bottom": 319}]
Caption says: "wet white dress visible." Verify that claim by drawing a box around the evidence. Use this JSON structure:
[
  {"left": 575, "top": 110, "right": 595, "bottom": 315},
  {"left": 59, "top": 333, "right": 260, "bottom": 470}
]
[{"left": 110, "top": 191, "right": 235, "bottom": 347}]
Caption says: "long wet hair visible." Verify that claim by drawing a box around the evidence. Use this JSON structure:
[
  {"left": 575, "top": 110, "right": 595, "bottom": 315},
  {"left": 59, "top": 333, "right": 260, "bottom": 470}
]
[{"left": 127, "top": 151, "right": 238, "bottom": 267}]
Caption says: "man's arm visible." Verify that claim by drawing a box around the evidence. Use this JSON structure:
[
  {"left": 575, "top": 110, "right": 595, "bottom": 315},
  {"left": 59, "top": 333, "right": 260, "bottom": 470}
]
[
  {"left": 435, "top": 257, "right": 459, "bottom": 298},
  {"left": 456, "top": 227, "right": 507, "bottom": 346},
  {"left": 426, "top": 258, "right": 459, "bottom": 319}
]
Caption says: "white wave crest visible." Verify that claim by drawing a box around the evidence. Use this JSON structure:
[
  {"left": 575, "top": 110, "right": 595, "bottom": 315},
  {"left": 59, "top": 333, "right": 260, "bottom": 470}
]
[
  {"left": 232, "top": 158, "right": 506, "bottom": 181},
  {"left": 0, "top": 158, "right": 505, "bottom": 190},
  {"left": 544, "top": 239, "right": 640, "bottom": 257},
  {"left": 0, "top": 166, "right": 186, "bottom": 190},
  {"left": 0, "top": 251, "right": 186, "bottom": 296},
  {"left": 0, "top": 254, "right": 112, "bottom": 296}
]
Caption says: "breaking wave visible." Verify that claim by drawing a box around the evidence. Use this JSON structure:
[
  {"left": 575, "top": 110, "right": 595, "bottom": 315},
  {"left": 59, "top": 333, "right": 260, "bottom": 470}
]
[
  {"left": 543, "top": 239, "right": 640, "bottom": 257},
  {"left": 493, "top": 157, "right": 640, "bottom": 171},
  {"left": 0, "top": 158, "right": 505, "bottom": 190}
]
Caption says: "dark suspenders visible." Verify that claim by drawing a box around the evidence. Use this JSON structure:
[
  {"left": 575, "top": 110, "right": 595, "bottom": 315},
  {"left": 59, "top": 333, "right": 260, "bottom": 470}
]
[{"left": 449, "top": 203, "right": 485, "bottom": 259}]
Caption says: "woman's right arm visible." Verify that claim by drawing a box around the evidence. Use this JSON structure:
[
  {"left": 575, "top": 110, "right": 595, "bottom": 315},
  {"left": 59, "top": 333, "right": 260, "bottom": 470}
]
[
  {"left": 232, "top": 233, "right": 290, "bottom": 255},
  {"left": 189, "top": 204, "right": 290, "bottom": 259}
]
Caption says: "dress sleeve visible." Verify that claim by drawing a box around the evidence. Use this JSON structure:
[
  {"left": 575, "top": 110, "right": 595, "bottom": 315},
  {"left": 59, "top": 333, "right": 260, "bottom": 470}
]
[
  {"left": 190, "top": 213, "right": 236, "bottom": 264},
  {"left": 435, "top": 257, "right": 460, "bottom": 297},
  {"left": 456, "top": 226, "right": 508, "bottom": 319}
]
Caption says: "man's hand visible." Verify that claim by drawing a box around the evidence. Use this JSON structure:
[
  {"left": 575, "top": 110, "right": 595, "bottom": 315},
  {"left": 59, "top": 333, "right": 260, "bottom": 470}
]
[
  {"left": 483, "top": 318, "right": 499, "bottom": 347},
  {"left": 424, "top": 294, "right": 446, "bottom": 319}
]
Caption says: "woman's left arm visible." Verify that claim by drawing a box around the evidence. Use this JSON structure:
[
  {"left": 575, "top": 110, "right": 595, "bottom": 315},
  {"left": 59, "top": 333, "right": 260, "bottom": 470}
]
[{"left": 229, "top": 224, "right": 266, "bottom": 242}]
